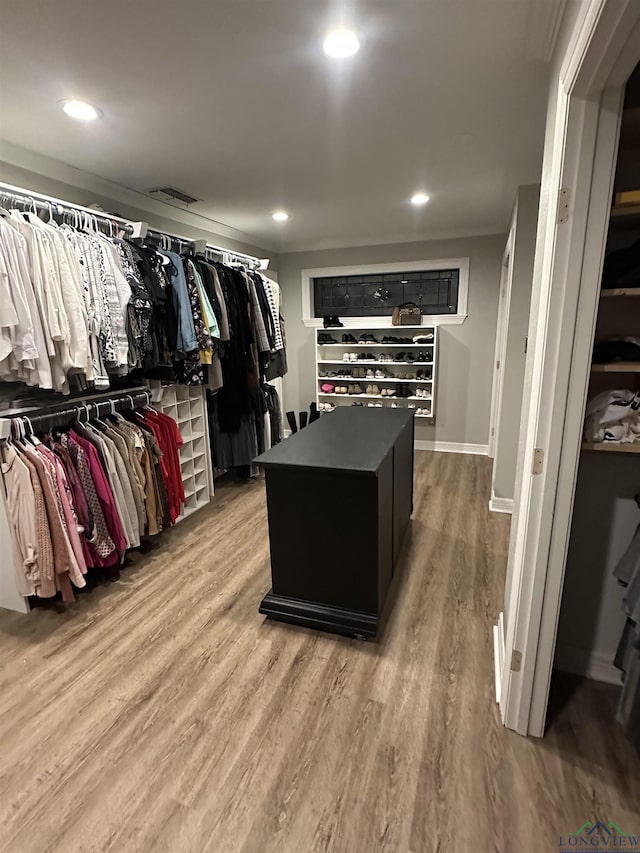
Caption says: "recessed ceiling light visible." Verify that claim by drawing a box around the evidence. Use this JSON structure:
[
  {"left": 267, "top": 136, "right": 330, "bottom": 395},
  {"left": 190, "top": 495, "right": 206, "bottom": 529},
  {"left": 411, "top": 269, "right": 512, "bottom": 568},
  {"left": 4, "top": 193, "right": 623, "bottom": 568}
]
[
  {"left": 60, "top": 99, "right": 102, "bottom": 121},
  {"left": 272, "top": 211, "right": 289, "bottom": 222},
  {"left": 323, "top": 28, "right": 360, "bottom": 58},
  {"left": 410, "top": 192, "right": 430, "bottom": 206}
]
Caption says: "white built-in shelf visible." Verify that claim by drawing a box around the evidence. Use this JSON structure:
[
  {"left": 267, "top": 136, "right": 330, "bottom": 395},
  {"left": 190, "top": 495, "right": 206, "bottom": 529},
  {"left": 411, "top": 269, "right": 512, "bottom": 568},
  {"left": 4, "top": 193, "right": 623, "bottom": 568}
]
[
  {"left": 591, "top": 362, "right": 640, "bottom": 373},
  {"left": 151, "top": 383, "right": 214, "bottom": 522},
  {"left": 600, "top": 288, "right": 640, "bottom": 297},
  {"left": 318, "top": 391, "right": 432, "bottom": 401},
  {"left": 318, "top": 342, "right": 433, "bottom": 348},
  {"left": 582, "top": 441, "right": 640, "bottom": 454},
  {"left": 319, "top": 376, "right": 432, "bottom": 383},
  {"left": 318, "top": 359, "right": 433, "bottom": 366},
  {"left": 316, "top": 324, "right": 438, "bottom": 424}
]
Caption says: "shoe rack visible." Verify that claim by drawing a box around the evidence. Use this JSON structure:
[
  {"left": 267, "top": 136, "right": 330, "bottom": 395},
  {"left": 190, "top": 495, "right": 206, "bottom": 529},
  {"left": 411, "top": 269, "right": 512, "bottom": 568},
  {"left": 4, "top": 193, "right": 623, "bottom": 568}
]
[
  {"left": 150, "top": 383, "right": 214, "bottom": 520},
  {"left": 315, "top": 325, "right": 437, "bottom": 419}
]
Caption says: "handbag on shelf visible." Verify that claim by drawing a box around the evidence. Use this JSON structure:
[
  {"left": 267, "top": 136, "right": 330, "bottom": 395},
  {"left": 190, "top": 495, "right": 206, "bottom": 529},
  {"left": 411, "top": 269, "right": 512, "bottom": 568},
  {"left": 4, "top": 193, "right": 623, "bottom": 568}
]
[{"left": 392, "top": 302, "right": 422, "bottom": 326}]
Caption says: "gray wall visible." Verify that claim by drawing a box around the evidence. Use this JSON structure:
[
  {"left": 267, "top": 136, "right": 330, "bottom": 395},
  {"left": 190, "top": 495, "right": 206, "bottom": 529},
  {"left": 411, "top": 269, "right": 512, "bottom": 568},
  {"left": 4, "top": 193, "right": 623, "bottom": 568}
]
[
  {"left": 493, "top": 184, "right": 539, "bottom": 500},
  {"left": 278, "top": 235, "right": 504, "bottom": 446}
]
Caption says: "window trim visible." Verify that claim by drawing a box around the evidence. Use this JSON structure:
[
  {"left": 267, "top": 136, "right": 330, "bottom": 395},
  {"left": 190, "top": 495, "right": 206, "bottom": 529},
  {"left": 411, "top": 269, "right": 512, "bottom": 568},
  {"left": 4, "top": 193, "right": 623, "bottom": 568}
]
[{"left": 301, "top": 258, "right": 469, "bottom": 328}]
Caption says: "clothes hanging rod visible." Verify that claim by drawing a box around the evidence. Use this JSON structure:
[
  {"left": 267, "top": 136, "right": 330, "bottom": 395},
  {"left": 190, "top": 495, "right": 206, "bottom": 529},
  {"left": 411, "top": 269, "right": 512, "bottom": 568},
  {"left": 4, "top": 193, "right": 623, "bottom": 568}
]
[
  {"left": 0, "top": 180, "right": 269, "bottom": 269},
  {"left": 0, "top": 180, "right": 137, "bottom": 234}
]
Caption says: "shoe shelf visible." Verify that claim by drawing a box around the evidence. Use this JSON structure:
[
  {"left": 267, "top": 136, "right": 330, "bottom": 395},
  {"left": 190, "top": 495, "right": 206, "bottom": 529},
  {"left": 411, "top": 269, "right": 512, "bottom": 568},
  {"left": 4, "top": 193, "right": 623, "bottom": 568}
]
[
  {"left": 318, "top": 391, "right": 432, "bottom": 400},
  {"left": 316, "top": 324, "right": 438, "bottom": 422},
  {"left": 318, "top": 359, "right": 434, "bottom": 366},
  {"left": 149, "top": 382, "right": 214, "bottom": 522},
  {"left": 318, "top": 377, "right": 432, "bottom": 384}
]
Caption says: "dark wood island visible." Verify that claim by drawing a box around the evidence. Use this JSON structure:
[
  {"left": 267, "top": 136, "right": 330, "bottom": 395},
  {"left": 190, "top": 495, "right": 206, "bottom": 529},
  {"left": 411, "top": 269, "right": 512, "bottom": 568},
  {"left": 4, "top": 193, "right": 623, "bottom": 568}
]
[{"left": 255, "top": 407, "right": 414, "bottom": 639}]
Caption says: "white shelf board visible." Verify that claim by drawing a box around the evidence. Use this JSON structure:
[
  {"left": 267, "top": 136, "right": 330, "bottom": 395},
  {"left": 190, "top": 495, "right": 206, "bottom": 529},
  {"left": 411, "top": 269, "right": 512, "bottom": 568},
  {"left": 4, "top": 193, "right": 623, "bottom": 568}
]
[
  {"left": 318, "top": 359, "right": 433, "bottom": 366},
  {"left": 318, "top": 392, "right": 432, "bottom": 401},
  {"left": 318, "top": 376, "right": 432, "bottom": 383},
  {"left": 317, "top": 342, "right": 433, "bottom": 348}
]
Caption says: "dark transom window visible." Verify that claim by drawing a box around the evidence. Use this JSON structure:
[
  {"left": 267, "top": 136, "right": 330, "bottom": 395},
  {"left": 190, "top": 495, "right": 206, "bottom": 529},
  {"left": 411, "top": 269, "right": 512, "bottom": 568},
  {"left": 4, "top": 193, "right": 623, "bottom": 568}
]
[{"left": 313, "top": 268, "right": 459, "bottom": 318}]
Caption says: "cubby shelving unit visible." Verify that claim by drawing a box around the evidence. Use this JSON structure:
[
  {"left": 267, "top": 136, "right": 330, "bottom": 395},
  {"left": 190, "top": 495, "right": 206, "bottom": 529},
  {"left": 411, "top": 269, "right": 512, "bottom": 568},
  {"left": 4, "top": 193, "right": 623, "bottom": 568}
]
[
  {"left": 154, "top": 384, "right": 214, "bottom": 520},
  {"left": 315, "top": 324, "right": 437, "bottom": 418}
]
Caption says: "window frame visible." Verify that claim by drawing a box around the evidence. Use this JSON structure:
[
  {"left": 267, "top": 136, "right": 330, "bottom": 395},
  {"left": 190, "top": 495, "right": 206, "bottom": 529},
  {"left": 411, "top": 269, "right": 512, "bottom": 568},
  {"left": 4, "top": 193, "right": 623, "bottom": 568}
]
[{"left": 301, "top": 258, "right": 469, "bottom": 328}]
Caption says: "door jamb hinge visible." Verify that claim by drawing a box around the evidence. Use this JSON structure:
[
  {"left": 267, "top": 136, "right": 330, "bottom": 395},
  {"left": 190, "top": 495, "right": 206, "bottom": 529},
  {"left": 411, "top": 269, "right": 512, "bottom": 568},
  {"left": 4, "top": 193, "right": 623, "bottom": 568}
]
[
  {"left": 557, "top": 187, "right": 570, "bottom": 223},
  {"left": 511, "top": 650, "right": 522, "bottom": 672},
  {"left": 532, "top": 447, "right": 544, "bottom": 475}
]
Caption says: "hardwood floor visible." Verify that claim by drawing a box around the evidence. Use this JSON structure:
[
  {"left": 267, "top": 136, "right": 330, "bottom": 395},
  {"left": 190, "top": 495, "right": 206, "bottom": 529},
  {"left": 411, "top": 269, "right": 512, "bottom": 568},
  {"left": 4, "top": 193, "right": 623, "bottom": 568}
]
[{"left": 0, "top": 451, "right": 638, "bottom": 852}]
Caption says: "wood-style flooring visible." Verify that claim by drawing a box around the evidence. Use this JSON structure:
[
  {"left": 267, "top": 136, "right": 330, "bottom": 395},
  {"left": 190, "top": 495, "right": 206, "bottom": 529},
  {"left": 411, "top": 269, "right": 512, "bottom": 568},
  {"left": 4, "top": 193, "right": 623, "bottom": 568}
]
[{"left": 0, "top": 451, "right": 638, "bottom": 852}]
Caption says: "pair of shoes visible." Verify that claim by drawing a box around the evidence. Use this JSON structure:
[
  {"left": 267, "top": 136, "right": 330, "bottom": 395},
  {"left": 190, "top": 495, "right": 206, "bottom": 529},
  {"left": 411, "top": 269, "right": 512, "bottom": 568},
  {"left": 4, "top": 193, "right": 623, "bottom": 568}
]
[
  {"left": 335, "top": 386, "right": 349, "bottom": 394},
  {"left": 381, "top": 335, "right": 400, "bottom": 343},
  {"left": 416, "top": 368, "right": 432, "bottom": 380},
  {"left": 393, "top": 352, "right": 406, "bottom": 362},
  {"left": 318, "top": 402, "right": 335, "bottom": 412},
  {"left": 375, "top": 369, "right": 389, "bottom": 379},
  {"left": 366, "top": 369, "right": 375, "bottom": 379},
  {"left": 320, "top": 382, "right": 335, "bottom": 393},
  {"left": 358, "top": 334, "right": 378, "bottom": 344},
  {"left": 324, "top": 315, "right": 343, "bottom": 328},
  {"left": 405, "top": 352, "right": 415, "bottom": 363},
  {"left": 416, "top": 388, "right": 432, "bottom": 399},
  {"left": 357, "top": 352, "right": 375, "bottom": 361},
  {"left": 349, "top": 384, "right": 365, "bottom": 395},
  {"left": 342, "top": 352, "right": 358, "bottom": 362},
  {"left": 416, "top": 348, "right": 433, "bottom": 362},
  {"left": 336, "top": 369, "right": 353, "bottom": 380},
  {"left": 399, "top": 337, "right": 413, "bottom": 344},
  {"left": 367, "top": 402, "right": 383, "bottom": 407},
  {"left": 381, "top": 388, "right": 395, "bottom": 397},
  {"left": 395, "top": 383, "right": 413, "bottom": 398},
  {"left": 413, "top": 333, "right": 434, "bottom": 343},
  {"left": 365, "top": 384, "right": 381, "bottom": 395},
  {"left": 415, "top": 407, "right": 430, "bottom": 416},
  {"left": 378, "top": 353, "right": 392, "bottom": 363},
  {"left": 341, "top": 332, "right": 357, "bottom": 343},
  {"left": 318, "top": 332, "right": 337, "bottom": 344},
  {"left": 351, "top": 401, "right": 364, "bottom": 406}
]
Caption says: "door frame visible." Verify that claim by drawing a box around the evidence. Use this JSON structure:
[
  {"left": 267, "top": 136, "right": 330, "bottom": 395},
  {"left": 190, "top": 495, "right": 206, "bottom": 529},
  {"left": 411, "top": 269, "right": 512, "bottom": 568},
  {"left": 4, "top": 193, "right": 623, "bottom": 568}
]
[
  {"left": 488, "top": 227, "right": 515, "bottom": 462},
  {"left": 499, "top": 0, "right": 640, "bottom": 736}
]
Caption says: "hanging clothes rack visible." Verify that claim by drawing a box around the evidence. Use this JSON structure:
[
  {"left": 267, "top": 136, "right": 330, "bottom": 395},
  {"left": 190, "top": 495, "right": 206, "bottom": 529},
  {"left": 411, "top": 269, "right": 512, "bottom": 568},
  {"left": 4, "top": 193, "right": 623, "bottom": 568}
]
[
  {"left": 0, "top": 180, "right": 141, "bottom": 237},
  {"left": 0, "top": 387, "right": 151, "bottom": 440},
  {"left": 0, "top": 180, "right": 269, "bottom": 269}
]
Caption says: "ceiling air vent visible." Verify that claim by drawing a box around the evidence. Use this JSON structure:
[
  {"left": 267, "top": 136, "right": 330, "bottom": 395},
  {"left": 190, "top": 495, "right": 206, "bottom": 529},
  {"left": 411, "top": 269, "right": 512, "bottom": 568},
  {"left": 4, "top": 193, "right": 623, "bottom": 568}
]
[{"left": 147, "top": 186, "right": 199, "bottom": 205}]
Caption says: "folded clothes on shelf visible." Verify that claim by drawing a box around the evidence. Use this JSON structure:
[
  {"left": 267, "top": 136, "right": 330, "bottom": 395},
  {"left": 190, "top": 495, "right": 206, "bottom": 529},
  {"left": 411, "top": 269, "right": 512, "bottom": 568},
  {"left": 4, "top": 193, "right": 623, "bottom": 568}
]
[{"left": 584, "top": 389, "right": 640, "bottom": 443}]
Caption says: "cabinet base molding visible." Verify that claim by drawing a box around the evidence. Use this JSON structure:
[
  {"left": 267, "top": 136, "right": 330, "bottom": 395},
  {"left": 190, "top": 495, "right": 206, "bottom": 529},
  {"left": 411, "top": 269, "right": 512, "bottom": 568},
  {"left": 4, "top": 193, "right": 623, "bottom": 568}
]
[{"left": 259, "top": 591, "right": 378, "bottom": 640}]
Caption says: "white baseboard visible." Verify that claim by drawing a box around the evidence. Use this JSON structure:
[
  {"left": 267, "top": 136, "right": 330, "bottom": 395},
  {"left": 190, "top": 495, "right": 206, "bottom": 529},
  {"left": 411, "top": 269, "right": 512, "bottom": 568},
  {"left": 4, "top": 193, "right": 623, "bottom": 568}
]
[
  {"left": 489, "top": 493, "right": 514, "bottom": 514},
  {"left": 493, "top": 612, "right": 505, "bottom": 704},
  {"left": 414, "top": 440, "right": 489, "bottom": 455},
  {"left": 554, "top": 644, "right": 622, "bottom": 685}
]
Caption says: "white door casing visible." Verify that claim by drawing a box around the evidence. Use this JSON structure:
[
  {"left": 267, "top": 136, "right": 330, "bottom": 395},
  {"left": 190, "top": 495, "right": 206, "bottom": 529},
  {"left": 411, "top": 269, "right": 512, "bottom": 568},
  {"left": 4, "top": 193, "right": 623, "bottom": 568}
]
[
  {"left": 488, "top": 230, "right": 515, "bottom": 462},
  {"left": 499, "top": 0, "right": 640, "bottom": 736}
]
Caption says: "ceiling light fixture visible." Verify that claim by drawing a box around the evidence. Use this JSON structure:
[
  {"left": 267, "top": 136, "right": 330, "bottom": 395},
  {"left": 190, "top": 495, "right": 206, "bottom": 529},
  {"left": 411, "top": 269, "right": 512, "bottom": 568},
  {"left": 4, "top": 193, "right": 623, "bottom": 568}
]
[
  {"left": 60, "top": 99, "right": 102, "bottom": 120},
  {"left": 272, "top": 211, "right": 289, "bottom": 222},
  {"left": 323, "top": 28, "right": 360, "bottom": 58},
  {"left": 410, "top": 192, "right": 430, "bottom": 206}
]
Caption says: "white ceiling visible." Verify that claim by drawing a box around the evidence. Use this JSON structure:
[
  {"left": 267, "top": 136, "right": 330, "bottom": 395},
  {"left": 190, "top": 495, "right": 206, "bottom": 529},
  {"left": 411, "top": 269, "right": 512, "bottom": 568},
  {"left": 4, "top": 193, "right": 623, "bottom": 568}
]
[{"left": 0, "top": 0, "right": 557, "bottom": 253}]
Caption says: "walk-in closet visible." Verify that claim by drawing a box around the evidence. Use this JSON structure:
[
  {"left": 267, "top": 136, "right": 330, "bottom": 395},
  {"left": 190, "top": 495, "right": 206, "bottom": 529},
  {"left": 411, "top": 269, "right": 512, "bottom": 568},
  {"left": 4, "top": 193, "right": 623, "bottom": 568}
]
[
  {"left": 555, "top": 63, "right": 640, "bottom": 752},
  {"left": 1, "top": 1, "right": 640, "bottom": 850}
]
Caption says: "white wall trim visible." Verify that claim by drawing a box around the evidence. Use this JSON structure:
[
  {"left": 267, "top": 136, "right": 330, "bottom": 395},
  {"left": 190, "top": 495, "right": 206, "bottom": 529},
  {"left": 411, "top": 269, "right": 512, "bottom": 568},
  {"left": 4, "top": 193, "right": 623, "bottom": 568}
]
[
  {"left": 489, "top": 494, "right": 514, "bottom": 514},
  {"left": 554, "top": 644, "right": 622, "bottom": 686},
  {"left": 301, "top": 258, "right": 469, "bottom": 328},
  {"left": 414, "top": 440, "right": 488, "bottom": 455},
  {"left": 493, "top": 612, "right": 506, "bottom": 704}
]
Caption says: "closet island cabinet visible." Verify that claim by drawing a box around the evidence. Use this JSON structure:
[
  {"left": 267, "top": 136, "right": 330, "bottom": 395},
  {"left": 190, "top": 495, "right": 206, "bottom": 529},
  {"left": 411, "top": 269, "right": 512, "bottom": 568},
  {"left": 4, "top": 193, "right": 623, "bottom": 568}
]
[{"left": 256, "top": 406, "right": 414, "bottom": 639}]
